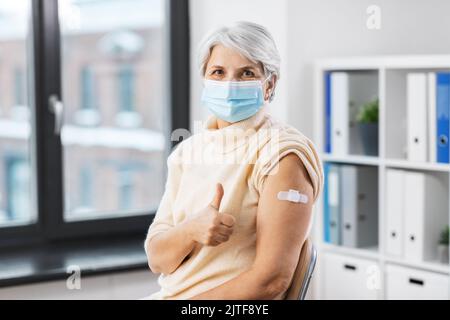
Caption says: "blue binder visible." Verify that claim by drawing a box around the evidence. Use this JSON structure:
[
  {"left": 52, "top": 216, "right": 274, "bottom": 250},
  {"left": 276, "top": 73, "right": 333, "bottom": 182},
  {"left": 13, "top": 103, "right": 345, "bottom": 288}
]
[
  {"left": 436, "top": 73, "right": 450, "bottom": 164},
  {"left": 325, "top": 72, "right": 332, "bottom": 153},
  {"left": 323, "top": 163, "right": 341, "bottom": 244}
]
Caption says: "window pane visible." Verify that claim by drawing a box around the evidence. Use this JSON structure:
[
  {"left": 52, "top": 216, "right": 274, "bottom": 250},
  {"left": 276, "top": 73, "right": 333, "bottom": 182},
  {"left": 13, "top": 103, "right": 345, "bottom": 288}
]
[
  {"left": 0, "top": 0, "right": 36, "bottom": 227},
  {"left": 60, "top": 0, "right": 168, "bottom": 221}
]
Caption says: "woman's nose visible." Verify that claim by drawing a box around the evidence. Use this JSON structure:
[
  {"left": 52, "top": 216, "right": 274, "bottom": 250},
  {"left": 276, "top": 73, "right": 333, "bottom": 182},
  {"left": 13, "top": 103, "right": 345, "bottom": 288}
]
[{"left": 223, "top": 75, "right": 240, "bottom": 81}]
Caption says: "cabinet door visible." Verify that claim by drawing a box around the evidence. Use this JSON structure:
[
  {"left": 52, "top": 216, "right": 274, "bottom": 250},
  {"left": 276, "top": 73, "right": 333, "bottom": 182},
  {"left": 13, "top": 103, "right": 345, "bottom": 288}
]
[
  {"left": 386, "top": 264, "right": 449, "bottom": 300},
  {"left": 322, "top": 252, "right": 380, "bottom": 300}
]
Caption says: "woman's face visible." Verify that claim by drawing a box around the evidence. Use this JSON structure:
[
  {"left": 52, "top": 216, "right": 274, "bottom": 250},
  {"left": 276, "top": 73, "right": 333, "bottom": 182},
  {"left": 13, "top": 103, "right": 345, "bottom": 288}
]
[{"left": 204, "top": 44, "right": 276, "bottom": 101}]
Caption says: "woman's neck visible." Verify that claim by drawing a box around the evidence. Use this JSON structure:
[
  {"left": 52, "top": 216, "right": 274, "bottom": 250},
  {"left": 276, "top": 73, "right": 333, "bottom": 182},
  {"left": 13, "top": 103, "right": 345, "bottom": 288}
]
[{"left": 217, "top": 118, "right": 232, "bottom": 129}]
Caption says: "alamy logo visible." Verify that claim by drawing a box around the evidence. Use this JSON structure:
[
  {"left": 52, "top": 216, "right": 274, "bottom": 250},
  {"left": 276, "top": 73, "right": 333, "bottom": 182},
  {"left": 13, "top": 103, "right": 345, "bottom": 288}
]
[
  {"left": 170, "top": 121, "right": 282, "bottom": 174},
  {"left": 366, "top": 5, "right": 382, "bottom": 30},
  {"left": 366, "top": 264, "right": 381, "bottom": 291},
  {"left": 66, "top": 265, "right": 81, "bottom": 290}
]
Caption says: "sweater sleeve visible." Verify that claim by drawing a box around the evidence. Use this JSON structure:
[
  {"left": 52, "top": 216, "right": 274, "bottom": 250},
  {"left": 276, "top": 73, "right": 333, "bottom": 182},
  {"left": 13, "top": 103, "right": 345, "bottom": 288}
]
[
  {"left": 145, "top": 143, "right": 184, "bottom": 247},
  {"left": 252, "top": 127, "right": 324, "bottom": 203}
]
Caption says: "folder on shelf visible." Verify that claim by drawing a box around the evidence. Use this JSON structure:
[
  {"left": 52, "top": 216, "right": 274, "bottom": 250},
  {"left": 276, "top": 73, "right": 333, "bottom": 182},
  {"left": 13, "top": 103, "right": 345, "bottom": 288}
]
[
  {"left": 325, "top": 72, "right": 378, "bottom": 156},
  {"left": 403, "top": 171, "right": 447, "bottom": 262},
  {"left": 428, "top": 73, "right": 437, "bottom": 163},
  {"left": 330, "top": 73, "right": 349, "bottom": 156},
  {"left": 436, "top": 72, "right": 450, "bottom": 164},
  {"left": 385, "top": 169, "right": 405, "bottom": 257},
  {"left": 403, "top": 171, "right": 425, "bottom": 262},
  {"left": 340, "top": 165, "right": 378, "bottom": 248},
  {"left": 407, "top": 73, "right": 428, "bottom": 162},
  {"left": 325, "top": 73, "right": 332, "bottom": 153},
  {"left": 324, "top": 163, "right": 341, "bottom": 245},
  {"left": 323, "top": 163, "right": 331, "bottom": 242}
]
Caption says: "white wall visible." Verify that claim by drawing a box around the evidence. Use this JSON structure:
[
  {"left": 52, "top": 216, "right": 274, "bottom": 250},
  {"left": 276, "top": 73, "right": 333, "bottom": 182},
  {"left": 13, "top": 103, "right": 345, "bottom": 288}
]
[
  {"left": 190, "top": 0, "right": 450, "bottom": 138},
  {"left": 286, "top": 0, "right": 450, "bottom": 137}
]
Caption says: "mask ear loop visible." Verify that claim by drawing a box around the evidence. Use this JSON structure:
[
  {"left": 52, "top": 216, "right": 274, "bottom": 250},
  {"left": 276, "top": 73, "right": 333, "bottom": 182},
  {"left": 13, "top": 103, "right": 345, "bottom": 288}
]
[{"left": 262, "top": 75, "right": 274, "bottom": 101}]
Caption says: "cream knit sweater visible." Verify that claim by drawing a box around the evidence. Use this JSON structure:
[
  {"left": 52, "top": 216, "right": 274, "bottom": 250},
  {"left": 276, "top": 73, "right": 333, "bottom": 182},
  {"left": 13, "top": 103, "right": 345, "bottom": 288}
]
[{"left": 145, "top": 107, "right": 323, "bottom": 299}]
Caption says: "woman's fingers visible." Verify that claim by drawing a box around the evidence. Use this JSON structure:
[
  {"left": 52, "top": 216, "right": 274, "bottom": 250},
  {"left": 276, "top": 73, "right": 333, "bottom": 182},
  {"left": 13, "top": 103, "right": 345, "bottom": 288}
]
[
  {"left": 213, "top": 233, "right": 229, "bottom": 244},
  {"left": 217, "top": 224, "right": 233, "bottom": 237},
  {"left": 210, "top": 183, "right": 224, "bottom": 210},
  {"left": 219, "top": 213, "right": 235, "bottom": 227}
]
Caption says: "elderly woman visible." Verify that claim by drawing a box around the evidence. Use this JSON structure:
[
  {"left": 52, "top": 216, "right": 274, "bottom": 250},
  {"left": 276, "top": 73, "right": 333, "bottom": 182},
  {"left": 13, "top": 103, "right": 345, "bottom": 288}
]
[{"left": 145, "top": 21, "right": 323, "bottom": 300}]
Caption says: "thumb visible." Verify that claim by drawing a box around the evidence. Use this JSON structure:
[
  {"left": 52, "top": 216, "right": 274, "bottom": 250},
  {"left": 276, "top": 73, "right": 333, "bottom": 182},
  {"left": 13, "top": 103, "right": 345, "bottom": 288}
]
[{"left": 210, "top": 183, "right": 224, "bottom": 210}]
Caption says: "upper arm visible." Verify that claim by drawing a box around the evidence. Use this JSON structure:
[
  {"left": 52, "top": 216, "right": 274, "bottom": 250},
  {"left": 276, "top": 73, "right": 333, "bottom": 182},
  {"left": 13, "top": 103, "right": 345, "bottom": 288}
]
[{"left": 252, "top": 153, "right": 314, "bottom": 287}]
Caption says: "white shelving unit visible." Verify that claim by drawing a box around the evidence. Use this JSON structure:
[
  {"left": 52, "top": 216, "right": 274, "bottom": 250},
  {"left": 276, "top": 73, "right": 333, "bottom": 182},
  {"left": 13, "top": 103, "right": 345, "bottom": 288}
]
[{"left": 312, "top": 55, "right": 450, "bottom": 300}]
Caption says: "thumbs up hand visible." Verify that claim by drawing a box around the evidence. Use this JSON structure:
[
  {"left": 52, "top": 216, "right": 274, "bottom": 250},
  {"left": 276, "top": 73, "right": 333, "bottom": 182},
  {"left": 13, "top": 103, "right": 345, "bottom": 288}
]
[
  {"left": 186, "top": 183, "right": 236, "bottom": 247},
  {"left": 210, "top": 183, "right": 224, "bottom": 210}
]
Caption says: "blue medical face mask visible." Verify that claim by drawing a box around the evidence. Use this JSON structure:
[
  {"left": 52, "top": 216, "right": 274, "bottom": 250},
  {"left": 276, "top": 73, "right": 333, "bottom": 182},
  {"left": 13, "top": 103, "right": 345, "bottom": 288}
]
[{"left": 201, "top": 77, "right": 269, "bottom": 123}]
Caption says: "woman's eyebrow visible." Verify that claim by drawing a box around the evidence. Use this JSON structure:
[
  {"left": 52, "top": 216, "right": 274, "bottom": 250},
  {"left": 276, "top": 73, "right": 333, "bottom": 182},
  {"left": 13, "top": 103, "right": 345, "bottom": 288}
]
[
  {"left": 238, "top": 65, "right": 258, "bottom": 70},
  {"left": 208, "top": 65, "right": 224, "bottom": 69}
]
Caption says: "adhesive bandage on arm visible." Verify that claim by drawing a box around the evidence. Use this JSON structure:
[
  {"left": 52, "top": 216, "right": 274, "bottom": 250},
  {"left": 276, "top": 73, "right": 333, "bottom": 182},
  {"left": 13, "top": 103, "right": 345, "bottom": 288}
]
[{"left": 277, "top": 189, "right": 309, "bottom": 204}]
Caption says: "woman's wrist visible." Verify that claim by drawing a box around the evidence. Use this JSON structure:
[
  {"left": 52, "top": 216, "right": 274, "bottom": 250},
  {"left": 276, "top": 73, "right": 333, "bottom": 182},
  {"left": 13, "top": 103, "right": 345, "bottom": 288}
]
[{"left": 181, "top": 218, "right": 198, "bottom": 244}]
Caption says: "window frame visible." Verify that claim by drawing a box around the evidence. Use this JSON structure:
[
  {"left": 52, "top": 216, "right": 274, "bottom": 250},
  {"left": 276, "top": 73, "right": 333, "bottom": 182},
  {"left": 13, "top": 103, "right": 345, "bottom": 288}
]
[{"left": 0, "top": 0, "right": 190, "bottom": 248}]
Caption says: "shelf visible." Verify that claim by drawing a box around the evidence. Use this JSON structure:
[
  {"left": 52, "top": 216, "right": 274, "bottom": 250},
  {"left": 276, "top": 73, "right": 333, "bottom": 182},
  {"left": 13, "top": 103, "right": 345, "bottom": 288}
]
[
  {"left": 384, "top": 159, "right": 450, "bottom": 172},
  {"left": 322, "top": 155, "right": 450, "bottom": 172},
  {"left": 315, "top": 55, "right": 450, "bottom": 71},
  {"left": 314, "top": 55, "right": 450, "bottom": 300},
  {"left": 322, "top": 154, "right": 380, "bottom": 166},
  {"left": 319, "top": 243, "right": 380, "bottom": 261},
  {"left": 384, "top": 257, "right": 449, "bottom": 275}
]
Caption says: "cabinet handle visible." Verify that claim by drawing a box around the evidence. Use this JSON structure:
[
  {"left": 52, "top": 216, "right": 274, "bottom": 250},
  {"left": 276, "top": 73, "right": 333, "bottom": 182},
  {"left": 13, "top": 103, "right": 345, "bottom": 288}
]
[
  {"left": 344, "top": 264, "right": 357, "bottom": 271},
  {"left": 409, "top": 278, "right": 424, "bottom": 286}
]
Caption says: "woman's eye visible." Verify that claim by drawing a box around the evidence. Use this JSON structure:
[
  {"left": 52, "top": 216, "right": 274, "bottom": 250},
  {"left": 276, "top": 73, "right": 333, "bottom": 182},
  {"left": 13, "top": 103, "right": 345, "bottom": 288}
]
[
  {"left": 211, "top": 69, "right": 224, "bottom": 75},
  {"left": 243, "top": 70, "right": 255, "bottom": 77}
]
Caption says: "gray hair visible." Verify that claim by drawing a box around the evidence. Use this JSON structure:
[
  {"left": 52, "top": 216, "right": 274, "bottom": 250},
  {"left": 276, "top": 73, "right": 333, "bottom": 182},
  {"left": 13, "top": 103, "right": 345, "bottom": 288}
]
[{"left": 198, "top": 21, "right": 281, "bottom": 101}]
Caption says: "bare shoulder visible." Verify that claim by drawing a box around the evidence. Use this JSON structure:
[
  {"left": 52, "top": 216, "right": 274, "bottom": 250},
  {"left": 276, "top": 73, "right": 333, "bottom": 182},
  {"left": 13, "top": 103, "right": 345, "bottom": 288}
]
[{"left": 268, "top": 154, "right": 313, "bottom": 190}]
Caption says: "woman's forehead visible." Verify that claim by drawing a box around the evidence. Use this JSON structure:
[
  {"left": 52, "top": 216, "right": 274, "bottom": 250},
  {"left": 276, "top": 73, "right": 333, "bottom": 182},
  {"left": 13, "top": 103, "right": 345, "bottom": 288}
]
[{"left": 207, "top": 44, "right": 260, "bottom": 69}]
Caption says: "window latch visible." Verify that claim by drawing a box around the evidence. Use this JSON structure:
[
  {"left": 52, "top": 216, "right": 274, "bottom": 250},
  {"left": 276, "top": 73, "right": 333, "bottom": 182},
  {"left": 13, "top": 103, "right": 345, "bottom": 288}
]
[{"left": 49, "top": 94, "right": 64, "bottom": 136}]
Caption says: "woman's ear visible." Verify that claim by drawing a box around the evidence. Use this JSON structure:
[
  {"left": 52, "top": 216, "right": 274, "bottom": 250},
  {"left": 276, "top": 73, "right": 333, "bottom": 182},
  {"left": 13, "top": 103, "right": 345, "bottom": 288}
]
[{"left": 264, "top": 75, "right": 277, "bottom": 101}]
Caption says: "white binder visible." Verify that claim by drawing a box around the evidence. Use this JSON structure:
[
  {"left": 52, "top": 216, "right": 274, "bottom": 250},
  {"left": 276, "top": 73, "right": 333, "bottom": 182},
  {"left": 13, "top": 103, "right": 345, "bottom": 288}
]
[
  {"left": 427, "top": 73, "right": 437, "bottom": 163},
  {"left": 407, "top": 73, "right": 428, "bottom": 162},
  {"left": 331, "top": 73, "right": 349, "bottom": 156},
  {"left": 404, "top": 172, "right": 425, "bottom": 261},
  {"left": 385, "top": 169, "right": 404, "bottom": 257},
  {"left": 403, "top": 171, "right": 447, "bottom": 262}
]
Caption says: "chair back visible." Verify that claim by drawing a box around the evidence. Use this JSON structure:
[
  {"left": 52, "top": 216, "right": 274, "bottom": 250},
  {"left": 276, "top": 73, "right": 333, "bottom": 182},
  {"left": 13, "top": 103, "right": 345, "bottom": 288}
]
[{"left": 284, "top": 238, "right": 317, "bottom": 300}]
